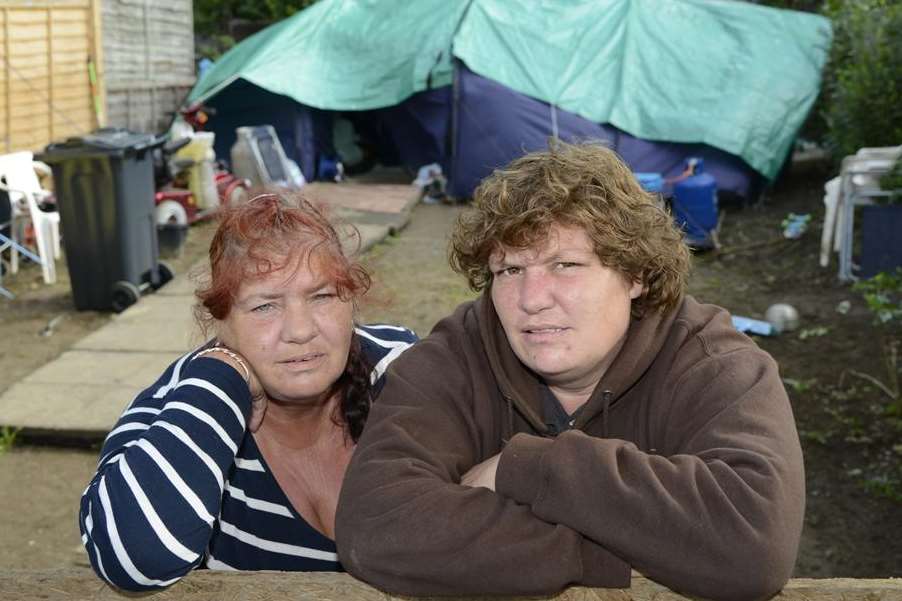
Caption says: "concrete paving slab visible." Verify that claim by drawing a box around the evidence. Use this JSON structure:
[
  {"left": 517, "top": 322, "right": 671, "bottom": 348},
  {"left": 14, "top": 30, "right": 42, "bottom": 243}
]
[
  {"left": 0, "top": 381, "right": 156, "bottom": 437},
  {"left": 20, "top": 350, "right": 180, "bottom": 387},
  {"left": 0, "top": 351, "right": 179, "bottom": 436},
  {"left": 154, "top": 270, "right": 200, "bottom": 296},
  {"left": 72, "top": 294, "right": 200, "bottom": 353},
  {"left": 353, "top": 223, "right": 391, "bottom": 255}
]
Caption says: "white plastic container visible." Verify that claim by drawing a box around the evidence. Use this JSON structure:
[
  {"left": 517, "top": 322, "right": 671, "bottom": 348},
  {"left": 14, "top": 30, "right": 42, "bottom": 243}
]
[{"left": 175, "top": 132, "right": 219, "bottom": 210}]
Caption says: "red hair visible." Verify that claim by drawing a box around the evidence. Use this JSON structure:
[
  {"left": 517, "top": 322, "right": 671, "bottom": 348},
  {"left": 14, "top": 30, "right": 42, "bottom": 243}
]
[{"left": 194, "top": 193, "right": 371, "bottom": 327}]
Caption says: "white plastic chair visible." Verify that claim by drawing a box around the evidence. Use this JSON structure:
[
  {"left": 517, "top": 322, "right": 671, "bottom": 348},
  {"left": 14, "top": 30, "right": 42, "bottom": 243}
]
[
  {"left": 819, "top": 145, "right": 902, "bottom": 281},
  {"left": 0, "top": 151, "right": 62, "bottom": 285}
]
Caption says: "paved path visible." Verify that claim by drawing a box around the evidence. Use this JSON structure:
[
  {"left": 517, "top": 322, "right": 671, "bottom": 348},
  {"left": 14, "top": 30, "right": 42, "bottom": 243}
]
[{"left": 0, "top": 182, "right": 420, "bottom": 442}]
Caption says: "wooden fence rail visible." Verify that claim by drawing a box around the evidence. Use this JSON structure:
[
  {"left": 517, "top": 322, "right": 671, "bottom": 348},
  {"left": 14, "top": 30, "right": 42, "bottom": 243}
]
[{"left": 1, "top": 570, "right": 900, "bottom": 601}]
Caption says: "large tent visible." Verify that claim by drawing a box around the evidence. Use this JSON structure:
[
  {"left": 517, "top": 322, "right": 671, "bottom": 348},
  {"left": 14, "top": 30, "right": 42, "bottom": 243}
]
[{"left": 188, "top": 0, "right": 832, "bottom": 200}]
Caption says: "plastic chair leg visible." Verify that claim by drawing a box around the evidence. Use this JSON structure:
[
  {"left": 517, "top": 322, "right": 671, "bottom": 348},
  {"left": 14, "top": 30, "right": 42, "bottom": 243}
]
[
  {"left": 33, "top": 218, "right": 56, "bottom": 285},
  {"left": 52, "top": 219, "right": 61, "bottom": 260},
  {"left": 838, "top": 194, "right": 857, "bottom": 282},
  {"left": 820, "top": 177, "right": 840, "bottom": 268}
]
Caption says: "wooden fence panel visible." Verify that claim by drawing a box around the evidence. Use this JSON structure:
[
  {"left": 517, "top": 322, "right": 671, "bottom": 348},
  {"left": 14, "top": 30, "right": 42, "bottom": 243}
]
[
  {"left": 102, "top": 0, "right": 194, "bottom": 133},
  {"left": 0, "top": 0, "right": 97, "bottom": 153}
]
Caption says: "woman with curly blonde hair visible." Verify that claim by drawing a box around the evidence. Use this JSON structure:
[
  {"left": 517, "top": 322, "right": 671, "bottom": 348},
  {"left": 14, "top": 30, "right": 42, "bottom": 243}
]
[
  {"left": 450, "top": 141, "right": 690, "bottom": 317},
  {"left": 338, "top": 141, "right": 804, "bottom": 601}
]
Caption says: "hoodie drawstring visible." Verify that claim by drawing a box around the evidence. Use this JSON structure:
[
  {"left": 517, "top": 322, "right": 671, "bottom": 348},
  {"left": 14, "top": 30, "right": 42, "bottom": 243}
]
[
  {"left": 602, "top": 390, "right": 613, "bottom": 438},
  {"left": 502, "top": 395, "right": 514, "bottom": 444}
]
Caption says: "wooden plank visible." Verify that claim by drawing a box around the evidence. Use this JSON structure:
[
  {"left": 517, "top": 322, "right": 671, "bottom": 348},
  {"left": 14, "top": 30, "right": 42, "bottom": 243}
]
[
  {"left": 49, "top": 54, "right": 87, "bottom": 69},
  {"left": 0, "top": 0, "right": 89, "bottom": 8},
  {"left": 8, "top": 72, "right": 49, "bottom": 89},
  {"left": 99, "top": 0, "right": 193, "bottom": 131},
  {"left": 48, "top": 97, "right": 90, "bottom": 115},
  {"left": 49, "top": 85, "right": 88, "bottom": 102},
  {"left": 52, "top": 106, "right": 90, "bottom": 123},
  {"left": 46, "top": 35, "right": 86, "bottom": 53},
  {"left": 3, "top": 7, "right": 9, "bottom": 151},
  {"left": 46, "top": 6, "right": 52, "bottom": 140},
  {"left": 53, "top": 115, "right": 92, "bottom": 135},
  {"left": 10, "top": 118, "right": 50, "bottom": 134},
  {"left": 47, "top": 19, "right": 87, "bottom": 36},
  {"left": 6, "top": 55, "right": 49, "bottom": 73},
  {"left": 48, "top": 7, "right": 87, "bottom": 22},
  {"left": 6, "top": 56, "right": 49, "bottom": 70},
  {"left": 6, "top": 22, "right": 45, "bottom": 41},
  {"left": 1, "top": 570, "right": 902, "bottom": 601},
  {"left": 90, "top": 0, "right": 105, "bottom": 126},
  {"left": 51, "top": 107, "right": 90, "bottom": 124},
  {"left": 50, "top": 71, "right": 87, "bottom": 88},
  {"left": 7, "top": 10, "right": 47, "bottom": 25},
  {"left": 8, "top": 128, "right": 48, "bottom": 149},
  {"left": 7, "top": 67, "right": 51, "bottom": 86},
  {"left": 9, "top": 40, "right": 49, "bottom": 58},
  {"left": 9, "top": 100, "right": 50, "bottom": 118}
]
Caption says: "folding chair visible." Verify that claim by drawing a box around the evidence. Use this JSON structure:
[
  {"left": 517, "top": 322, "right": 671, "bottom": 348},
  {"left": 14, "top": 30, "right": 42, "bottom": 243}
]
[
  {"left": 0, "top": 201, "right": 43, "bottom": 299},
  {"left": 819, "top": 145, "right": 902, "bottom": 282},
  {"left": 0, "top": 151, "right": 62, "bottom": 285}
]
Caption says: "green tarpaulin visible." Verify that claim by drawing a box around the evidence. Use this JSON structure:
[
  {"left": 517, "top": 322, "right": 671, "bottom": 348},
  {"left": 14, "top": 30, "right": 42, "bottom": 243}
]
[{"left": 189, "top": 0, "right": 832, "bottom": 180}]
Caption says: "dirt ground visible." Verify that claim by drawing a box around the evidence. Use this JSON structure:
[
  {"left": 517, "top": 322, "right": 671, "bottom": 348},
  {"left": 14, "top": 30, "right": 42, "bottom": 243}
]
[{"left": 0, "top": 162, "right": 900, "bottom": 578}]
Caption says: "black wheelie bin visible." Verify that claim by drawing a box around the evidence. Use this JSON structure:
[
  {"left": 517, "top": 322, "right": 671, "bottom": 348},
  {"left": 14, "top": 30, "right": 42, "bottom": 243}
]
[{"left": 37, "top": 128, "right": 173, "bottom": 312}]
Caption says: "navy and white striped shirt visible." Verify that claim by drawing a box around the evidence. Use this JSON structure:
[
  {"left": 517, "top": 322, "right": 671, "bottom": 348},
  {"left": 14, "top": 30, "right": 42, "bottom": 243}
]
[{"left": 79, "top": 324, "right": 417, "bottom": 592}]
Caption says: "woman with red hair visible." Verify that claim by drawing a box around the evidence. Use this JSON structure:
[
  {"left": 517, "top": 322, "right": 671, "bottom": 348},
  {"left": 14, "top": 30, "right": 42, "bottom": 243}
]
[{"left": 78, "top": 194, "right": 417, "bottom": 591}]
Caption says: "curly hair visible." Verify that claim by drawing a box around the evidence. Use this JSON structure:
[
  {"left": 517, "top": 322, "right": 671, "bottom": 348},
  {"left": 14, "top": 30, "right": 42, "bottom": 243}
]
[
  {"left": 194, "top": 193, "right": 375, "bottom": 439},
  {"left": 449, "top": 141, "right": 690, "bottom": 317}
]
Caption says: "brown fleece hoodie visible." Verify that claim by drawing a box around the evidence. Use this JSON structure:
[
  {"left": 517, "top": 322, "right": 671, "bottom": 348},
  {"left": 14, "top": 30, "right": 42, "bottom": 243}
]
[{"left": 336, "top": 294, "right": 804, "bottom": 601}]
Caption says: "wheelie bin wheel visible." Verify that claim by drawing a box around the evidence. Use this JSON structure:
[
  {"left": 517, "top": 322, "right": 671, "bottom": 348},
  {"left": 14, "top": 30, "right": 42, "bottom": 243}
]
[
  {"left": 111, "top": 281, "right": 141, "bottom": 313},
  {"left": 153, "top": 261, "right": 174, "bottom": 290}
]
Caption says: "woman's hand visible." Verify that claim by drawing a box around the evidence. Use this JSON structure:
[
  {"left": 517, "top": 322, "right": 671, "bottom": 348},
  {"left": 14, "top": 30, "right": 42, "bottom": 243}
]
[{"left": 202, "top": 349, "right": 267, "bottom": 432}]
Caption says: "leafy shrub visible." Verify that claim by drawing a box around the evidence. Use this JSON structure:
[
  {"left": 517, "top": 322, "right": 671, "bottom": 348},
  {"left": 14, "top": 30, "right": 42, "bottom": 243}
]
[
  {"left": 852, "top": 268, "right": 902, "bottom": 413},
  {"left": 823, "top": 0, "right": 902, "bottom": 160},
  {"left": 192, "top": 0, "right": 319, "bottom": 60}
]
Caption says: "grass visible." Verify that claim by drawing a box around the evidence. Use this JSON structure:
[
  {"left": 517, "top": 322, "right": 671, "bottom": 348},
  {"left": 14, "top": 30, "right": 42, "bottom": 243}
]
[{"left": 0, "top": 426, "right": 20, "bottom": 455}]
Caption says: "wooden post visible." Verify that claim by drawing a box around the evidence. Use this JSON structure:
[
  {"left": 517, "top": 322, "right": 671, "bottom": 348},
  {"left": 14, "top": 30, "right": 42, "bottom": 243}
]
[
  {"left": 45, "top": 7, "right": 52, "bottom": 141},
  {"left": 88, "top": 0, "right": 104, "bottom": 127},
  {"left": 143, "top": 0, "right": 153, "bottom": 131},
  {"left": 3, "top": 6, "right": 10, "bottom": 151}
]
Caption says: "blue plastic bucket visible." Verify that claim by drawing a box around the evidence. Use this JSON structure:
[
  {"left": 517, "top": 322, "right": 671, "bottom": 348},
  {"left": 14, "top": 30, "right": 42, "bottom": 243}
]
[{"left": 673, "top": 158, "right": 717, "bottom": 246}]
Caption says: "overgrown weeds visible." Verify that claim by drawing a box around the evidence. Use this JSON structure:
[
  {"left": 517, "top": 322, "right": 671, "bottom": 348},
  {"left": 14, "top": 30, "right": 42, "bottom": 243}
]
[
  {"left": 852, "top": 269, "right": 902, "bottom": 413},
  {"left": 794, "top": 269, "right": 902, "bottom": 503}
]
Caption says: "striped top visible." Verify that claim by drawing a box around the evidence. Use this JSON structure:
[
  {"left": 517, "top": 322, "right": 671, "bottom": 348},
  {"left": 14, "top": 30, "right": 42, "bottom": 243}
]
[{"left": 79, "top": 324, "right": 417, "bottom": 592}]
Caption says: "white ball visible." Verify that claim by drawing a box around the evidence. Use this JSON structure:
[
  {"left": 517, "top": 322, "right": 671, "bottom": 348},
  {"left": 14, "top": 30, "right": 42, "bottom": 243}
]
[{"left": 765, "top": 303, "right": 800, "bottom": 333}]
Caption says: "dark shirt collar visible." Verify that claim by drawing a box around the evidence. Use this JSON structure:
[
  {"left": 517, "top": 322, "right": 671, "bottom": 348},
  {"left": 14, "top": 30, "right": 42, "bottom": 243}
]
[{"left": 542, "top": 385, "right": 583, "bottom": 436}]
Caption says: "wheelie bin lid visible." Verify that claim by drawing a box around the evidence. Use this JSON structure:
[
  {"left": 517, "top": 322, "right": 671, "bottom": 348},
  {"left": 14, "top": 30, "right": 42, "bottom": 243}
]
[{"left": 38, "top": 128, "right": 166, "bottom": 161}]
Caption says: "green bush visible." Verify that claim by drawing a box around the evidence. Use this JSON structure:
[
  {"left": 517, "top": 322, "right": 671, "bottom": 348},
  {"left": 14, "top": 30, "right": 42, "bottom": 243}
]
[
  {"left": 852, "top": 268, "right": 902, "bottom": 413},
  {"left": 194, "top": 0, "right": 319, "bottom": 38},
  {"left": 823, "top": 0, "right": 902, "bottom": 160},
  {"left": 756, "top": 0, "right": 902, "bottom": 158}
]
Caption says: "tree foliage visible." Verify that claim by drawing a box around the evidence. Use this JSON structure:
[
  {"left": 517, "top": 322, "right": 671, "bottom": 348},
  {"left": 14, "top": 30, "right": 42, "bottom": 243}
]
[
  {"left": 194, "top": 0, "right": 319, "bottom": 38},
  {"left": 822, "top": 0, "right": 902, "bottom": 159},
  {"left": 757, "top": 0, "right": 902, "bottom": 159}
]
